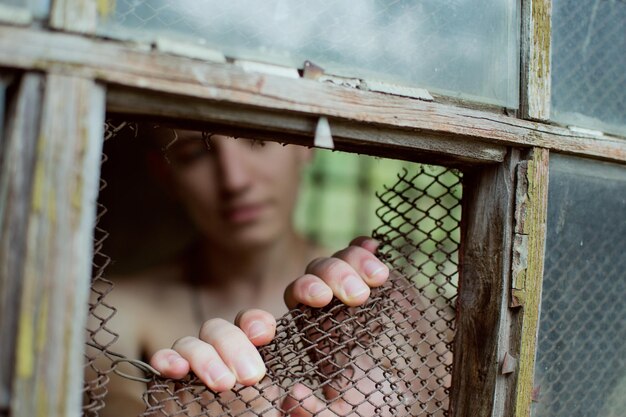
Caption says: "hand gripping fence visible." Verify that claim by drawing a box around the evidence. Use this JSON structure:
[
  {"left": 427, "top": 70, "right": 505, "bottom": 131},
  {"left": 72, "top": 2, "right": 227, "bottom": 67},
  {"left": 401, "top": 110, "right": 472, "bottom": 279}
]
[{"left": 84, "top": 121, "right": 461, "bottom": 416}]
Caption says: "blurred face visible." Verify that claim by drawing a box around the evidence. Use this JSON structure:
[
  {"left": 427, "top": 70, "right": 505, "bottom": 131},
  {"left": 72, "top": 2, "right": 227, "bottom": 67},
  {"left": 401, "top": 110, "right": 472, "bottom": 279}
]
[{"left": 158, "top": 130, "right": 311, "bottom": 250}]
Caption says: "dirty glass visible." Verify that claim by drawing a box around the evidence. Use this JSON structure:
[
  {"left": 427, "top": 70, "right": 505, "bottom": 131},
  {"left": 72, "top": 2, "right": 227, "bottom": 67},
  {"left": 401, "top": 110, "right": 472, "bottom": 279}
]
[
  {"left": 0, "top": 0, "right": 26, "bottom": 8},
  {"left": 97, "top": 0, "right": 519, "bottom": 107},
  {"left": 0, "top": 0, "right": 49, "bottom": 18},
  {"left": 532, "top": 155, "right": 626, "bottom": 417},
  {"left": 551, "top": 0, "right": 626, "bottom": 136}
]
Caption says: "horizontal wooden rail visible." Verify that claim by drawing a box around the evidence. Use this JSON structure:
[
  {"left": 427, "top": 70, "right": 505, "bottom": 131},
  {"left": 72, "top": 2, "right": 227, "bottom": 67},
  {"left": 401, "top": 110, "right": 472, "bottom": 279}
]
[{"left": 0, "top": 25, "right": 624, "bottom": 163}]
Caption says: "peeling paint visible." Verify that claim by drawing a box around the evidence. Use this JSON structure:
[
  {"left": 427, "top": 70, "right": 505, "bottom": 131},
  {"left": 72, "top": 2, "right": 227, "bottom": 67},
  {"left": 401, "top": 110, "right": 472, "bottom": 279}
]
[
  {"left": 16, "top": 312, "right": 34, "bottom": 378},
  {"left": 512, "top": 233, "right": 529, "bottom": 291},
  {"left": 234, "top": 59, "right": 299, "bottom": 79},
  {"left": 97, "top": 0, "right": 115, "bottom": 18},
  {"left": 314, "top": 116, "right": 334, "bottom": 149},
  {"left": 154, "top": 37, "right": 226, "bottom": 63},
  {"left": 362, "top": 79, "right": 434, "bottom": 101}
]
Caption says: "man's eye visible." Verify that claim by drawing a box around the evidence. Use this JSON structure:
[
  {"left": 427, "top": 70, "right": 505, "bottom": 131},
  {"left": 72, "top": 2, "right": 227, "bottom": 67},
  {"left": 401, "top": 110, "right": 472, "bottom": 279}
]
[{"left": 170, "top": 147, "right": 210, "bottom": 165}]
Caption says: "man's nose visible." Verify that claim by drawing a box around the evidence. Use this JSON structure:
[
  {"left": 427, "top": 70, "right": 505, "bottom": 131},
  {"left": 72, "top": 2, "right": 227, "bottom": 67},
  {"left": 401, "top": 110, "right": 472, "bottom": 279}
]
[{"left": 216, "top": 140, "right": 252, "bottom": 194}]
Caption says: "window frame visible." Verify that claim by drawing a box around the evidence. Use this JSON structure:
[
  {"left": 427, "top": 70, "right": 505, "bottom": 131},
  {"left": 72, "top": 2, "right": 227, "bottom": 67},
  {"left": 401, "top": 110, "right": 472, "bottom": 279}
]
[{"left": 0, "top": 0, "right": 624, "bottom": 416}]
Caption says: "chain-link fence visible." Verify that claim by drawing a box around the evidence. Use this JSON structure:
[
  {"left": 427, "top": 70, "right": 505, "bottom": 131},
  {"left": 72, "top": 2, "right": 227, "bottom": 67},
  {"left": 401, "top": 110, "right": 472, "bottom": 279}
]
[
  {"left": 84, "top": 122, "right": 462, "bottom": 416},
  {"left": 98, "top": 129, "right": 414, "bottom": 276},
  {"left": 82, "top": 123, "right": 122, "bottom": 416},
  {"left": 551, "top": 0, "right": 626, "bottom": 135},
  {"left": 532, "top": 156, "right": 626, "bottom": 417}
]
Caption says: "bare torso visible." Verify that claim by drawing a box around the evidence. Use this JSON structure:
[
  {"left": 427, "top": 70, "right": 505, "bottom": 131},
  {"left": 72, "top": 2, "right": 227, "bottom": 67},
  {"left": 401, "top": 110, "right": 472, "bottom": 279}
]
[{"left": 93, "top": 242, "right": 327, "bottom": 416}]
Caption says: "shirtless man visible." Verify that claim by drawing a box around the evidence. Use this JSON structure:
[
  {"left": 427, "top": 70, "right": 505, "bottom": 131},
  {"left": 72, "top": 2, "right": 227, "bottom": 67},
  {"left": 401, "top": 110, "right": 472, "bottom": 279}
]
[{"left": 96, "top": 128, "right": 389, "bottom": 416}]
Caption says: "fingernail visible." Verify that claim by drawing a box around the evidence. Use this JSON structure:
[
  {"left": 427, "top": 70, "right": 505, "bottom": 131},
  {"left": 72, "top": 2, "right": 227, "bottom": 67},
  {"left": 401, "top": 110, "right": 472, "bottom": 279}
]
[
  {"left": 167, "top": 354, "right": 186, "bottom": 367},
  {"left": 365, "top": 238, "right": 380, "bottom": 249},
  {"left": 364, "top": 260, "right": 387, "bottom": 278},
  {"left": 154, "top": 356, "right": 170, "bottom": 370},
  {"left": 204, "top": 361, "right": 234, "bottom": 386},
  {"left": 233, "top": 357, "right": 264, "bottom": 382},
  {"left": 309, "top": 282, "right": 328, "bottom": 299},
  {"left": 247, "top": 320, "right": 267, "bottom": 339},
  {"left": 342, "top": 275, "right": 369, "bottom": 299}
]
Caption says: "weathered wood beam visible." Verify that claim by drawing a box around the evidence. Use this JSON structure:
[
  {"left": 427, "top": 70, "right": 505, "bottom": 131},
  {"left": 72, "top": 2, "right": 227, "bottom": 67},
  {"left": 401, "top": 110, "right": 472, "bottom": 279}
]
[
  {"left": 450, "top": 150, "right": 520, "bottom": 417},
  {"left": 520, "top": 0, "right": 552, "bottom": 121},
  {"left": 0, "top": 73, "right": 44, "bottom": 415},
  {"left": 50, "top": 0, "right": 98, "bottom": 34},
  {"left": 106, "top": 86, "right": 506, "bottom": 166},
  {"left": 0, "top": 26, "right": 623, "bottom": 163},
  {"left": 9, "top": 74, "right": 104, "bottom": 417},
  {"left": 509, "top": 148, "right": 550, "bottom": 417}
]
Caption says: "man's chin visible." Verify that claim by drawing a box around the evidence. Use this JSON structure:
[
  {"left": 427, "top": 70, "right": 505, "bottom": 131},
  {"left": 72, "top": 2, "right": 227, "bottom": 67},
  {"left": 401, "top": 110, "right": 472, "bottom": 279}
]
[{"left": 218, "top": 224, "right": 280, "bottom": 250}]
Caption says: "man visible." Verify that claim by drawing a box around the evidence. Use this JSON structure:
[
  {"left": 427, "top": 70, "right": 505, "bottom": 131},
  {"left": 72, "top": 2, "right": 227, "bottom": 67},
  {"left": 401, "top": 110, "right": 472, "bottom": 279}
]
[{"left": 94, "top": 127, "right": 389, "bottom": 416}]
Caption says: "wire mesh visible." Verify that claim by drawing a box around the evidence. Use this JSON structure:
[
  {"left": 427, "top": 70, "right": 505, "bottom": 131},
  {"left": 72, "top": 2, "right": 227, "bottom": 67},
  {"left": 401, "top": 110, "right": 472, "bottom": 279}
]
[
  {"left": 296, "top": 151, "right": 414, "bottom": 253},
  {"left": 84, "top": 122, "right": 462, "bottom": 416},
  {"left": 532, "top": 156, "right": 626, "bottom": 417},
  {"left": 139, "top": 167, "right": 461, "bottom": 416},
  {"left": 82, "top": 122, "right": 128, "bottom": 416},
  {"left": 551, "top": 0, "right": 626, "bottom": 135}
]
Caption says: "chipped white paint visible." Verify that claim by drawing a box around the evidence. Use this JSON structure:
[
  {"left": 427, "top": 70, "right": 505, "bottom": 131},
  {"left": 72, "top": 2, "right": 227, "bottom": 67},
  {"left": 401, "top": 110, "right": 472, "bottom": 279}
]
[
  {"left": 234, "top": 59, "right": 299, "bottom": 79},
  {"left": 314, "top": 116, "right": 334, "bottom": 149},
  {"left": 154, "top": 37, "right": 226, "bottom": 63},
  {"left": 318, "top": 74, "right": 362, "bottom": 89},
  {"left": 363, "top": 79, "right": 433, "bottom": 101},
  {"left": 568, "top": 125, "right": 605, "bottom": 137},
  {"left": 501, "top": 352, "right": 518, "bottom": 375}
]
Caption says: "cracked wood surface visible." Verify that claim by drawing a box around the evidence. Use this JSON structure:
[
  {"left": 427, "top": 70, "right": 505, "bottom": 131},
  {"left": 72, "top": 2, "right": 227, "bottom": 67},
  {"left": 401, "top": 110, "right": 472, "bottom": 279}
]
[{"left": 0, "top": 26, "right": 624, "bottom": 163}]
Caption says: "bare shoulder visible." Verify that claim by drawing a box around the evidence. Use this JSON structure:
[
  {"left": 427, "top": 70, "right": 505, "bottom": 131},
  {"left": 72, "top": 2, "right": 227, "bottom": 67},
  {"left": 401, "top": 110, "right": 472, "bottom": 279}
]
[{"left": 99, "top": 260, "right": 188, "bottom": 348}]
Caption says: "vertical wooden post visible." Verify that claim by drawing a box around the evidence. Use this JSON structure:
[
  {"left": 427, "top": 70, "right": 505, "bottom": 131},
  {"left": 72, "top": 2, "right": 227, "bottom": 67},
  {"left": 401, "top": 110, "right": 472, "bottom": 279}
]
[
  {"left": 520, "top": 0, "right": 552, "bottom": 121},
  {"left": 9, "top": 73, "right": 105, "bottom": 417},
  {"left": 50, "top": 0, "right": 98, "bottom": 33},
  {"left": 0, "top": 73, "right": 44, "bottom": 416},
  {"left": 510, "top": 148, "right": 550, "bottom": 417},
  {"left": 449, "top": 150, "right": 520, "bottom": 417}
]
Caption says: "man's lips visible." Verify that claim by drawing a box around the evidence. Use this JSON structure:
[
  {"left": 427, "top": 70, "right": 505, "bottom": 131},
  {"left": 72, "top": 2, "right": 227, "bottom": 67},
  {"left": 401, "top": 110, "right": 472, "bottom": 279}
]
[{"left": 221, "top": 203, "right": 268, "bottom": 224}]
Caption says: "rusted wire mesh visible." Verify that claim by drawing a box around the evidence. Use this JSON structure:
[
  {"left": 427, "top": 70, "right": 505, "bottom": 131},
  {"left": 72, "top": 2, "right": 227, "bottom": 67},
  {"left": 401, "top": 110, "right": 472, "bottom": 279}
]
[
  {"left": 83, "top": 122, "right": 461, "bottom": 416},
  {"left": 82, "top": 121, "right": 130, "bottom": 416},
  {"left": 532, "top": 159, "right": 626, "bottom": 417},
  {"left": 551, "top": 0, "right": 626, "bottom": 134},
  {"left": 139, "top": 167, "right": 461, "bottom": 416}
]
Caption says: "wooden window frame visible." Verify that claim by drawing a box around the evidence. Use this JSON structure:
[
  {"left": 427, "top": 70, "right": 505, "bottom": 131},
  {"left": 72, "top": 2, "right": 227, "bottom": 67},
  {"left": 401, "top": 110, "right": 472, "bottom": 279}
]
[{"left": 0, "top": 1, "right": 623, "bottom": 416}]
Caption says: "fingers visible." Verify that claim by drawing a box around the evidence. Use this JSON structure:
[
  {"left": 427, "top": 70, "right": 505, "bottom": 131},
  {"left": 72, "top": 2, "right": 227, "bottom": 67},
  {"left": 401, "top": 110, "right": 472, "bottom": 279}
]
[
  {"left": 306, "top": 256, "right": 371, "bottom": 306},
  {"left": 170, "top": 336, "right": 238, "bottom": 392},
  {"left": 150, "top": 313, "right": 274, "bottom": 392},
  {"left": 150, "top": 348, "right": 190, "bottom": 379},
  {"left": 332, "top": 245, "right": 389, "bottom": 288},
  {"left": 284, "top": 274, "right": 333, "bottom": 309},
  {"left": 234, "top": 308, "right": 277, "bottom": 346},
  {"left": 198, "top": 318, "right": 266, "bottom": 385},
  {"left": 285, "top": 241, "right": 389, "bottom": 308},
  {"left": 349, "top": 236, "right": 380, "bottom": 253}
]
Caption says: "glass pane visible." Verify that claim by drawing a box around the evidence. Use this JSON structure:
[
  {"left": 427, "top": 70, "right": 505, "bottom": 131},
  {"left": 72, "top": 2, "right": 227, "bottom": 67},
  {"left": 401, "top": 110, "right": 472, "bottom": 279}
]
[
  {"left": 533, "top": 155, "right": 626, "bottom": 417},
  {"left": 0, "top": 0, "right": 25, "bottom": 7},
  {"left": 0, "top": 0, "right": 49, "bottom": 18},
  {"left": 551, "top": 0, "right": 626, "bottom": 136},
  {"left": 98, "top": 0, "right": 519, "bottom": 107}
]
